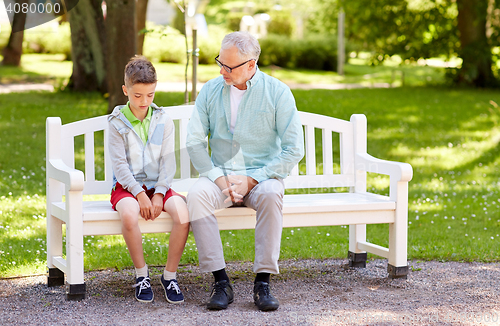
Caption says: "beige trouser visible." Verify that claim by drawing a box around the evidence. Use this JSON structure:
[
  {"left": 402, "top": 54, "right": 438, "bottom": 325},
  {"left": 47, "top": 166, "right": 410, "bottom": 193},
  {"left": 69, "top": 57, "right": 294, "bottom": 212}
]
[{"left": 187, "top": 177, "right": 284, "bottom": 274}]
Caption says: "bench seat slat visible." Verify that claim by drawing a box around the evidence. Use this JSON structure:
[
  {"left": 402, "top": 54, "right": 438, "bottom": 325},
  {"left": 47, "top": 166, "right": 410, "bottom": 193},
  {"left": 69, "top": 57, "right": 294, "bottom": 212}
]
[{"left": 52, "top": 192, "right": 395, "bottom": 236}]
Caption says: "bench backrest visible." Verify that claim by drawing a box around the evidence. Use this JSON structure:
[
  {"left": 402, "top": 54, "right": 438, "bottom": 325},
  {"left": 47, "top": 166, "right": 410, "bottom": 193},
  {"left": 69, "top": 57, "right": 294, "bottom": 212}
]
[{"left": 46, "top": 105, "right": 365, "bottom": 196}]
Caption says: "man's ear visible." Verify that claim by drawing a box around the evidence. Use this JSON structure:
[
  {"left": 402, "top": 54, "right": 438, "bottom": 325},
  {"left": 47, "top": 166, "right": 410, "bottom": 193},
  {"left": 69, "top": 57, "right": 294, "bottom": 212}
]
[
  {"left": 122, "top": 85, "right": 128, "bottom": 96},
  {"left": 248, "top": 59, "right": 256, "bottom": 71}
]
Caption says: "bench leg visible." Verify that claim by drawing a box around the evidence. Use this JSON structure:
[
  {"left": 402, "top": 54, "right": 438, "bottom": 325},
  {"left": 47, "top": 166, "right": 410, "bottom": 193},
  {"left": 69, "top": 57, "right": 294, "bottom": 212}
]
[
  {"left": 348, "top": 224, "right": 367, "bottom": 268},
  {"left": 46, "top": 212, "right": 64, "bottom": 286},
  {"left": 66, "top": 283, "right": 86, "bottom": 301},
  {"left": 348, "top": 251, "right": 367, "bottom": 268},
  {"left": 47, "top": 267, "right": 65, "bottom": 287},
  {"left": 387, "top": 264, "right": 409, "bottom": 279},
  {"left": 387, "top": 180, "right": 409, "bottom": 279},
  {"left": 65, "top": 190, "right": 86, "bottom": 300}
]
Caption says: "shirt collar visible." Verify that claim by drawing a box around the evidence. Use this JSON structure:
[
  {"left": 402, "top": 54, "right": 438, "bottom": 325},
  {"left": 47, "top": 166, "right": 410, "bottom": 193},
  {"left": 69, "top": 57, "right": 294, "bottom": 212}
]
[
  {"left": 121, "top": 102, "right": 152, "bottom": 124},
  {"left": 245, "top": 66, "right": 261, "bottom": 88}
]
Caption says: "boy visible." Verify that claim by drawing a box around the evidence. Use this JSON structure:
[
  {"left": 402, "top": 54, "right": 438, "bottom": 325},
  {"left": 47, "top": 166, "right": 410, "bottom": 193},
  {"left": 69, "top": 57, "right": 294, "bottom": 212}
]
[{"left": 108, "top": 55, "right": 189, "bottom": 303}]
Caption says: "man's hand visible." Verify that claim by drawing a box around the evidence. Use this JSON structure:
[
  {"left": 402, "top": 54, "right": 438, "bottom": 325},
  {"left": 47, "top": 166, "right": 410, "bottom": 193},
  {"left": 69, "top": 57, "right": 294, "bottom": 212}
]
[
  {"left": 215, "top": 175, "right": 258, "bottom": 204},
  {"left": 137, "top": 191, "right": 154, "bottom": 220},
  {"left": 151, "top": 193, "right": 164, "bottom": 220}
]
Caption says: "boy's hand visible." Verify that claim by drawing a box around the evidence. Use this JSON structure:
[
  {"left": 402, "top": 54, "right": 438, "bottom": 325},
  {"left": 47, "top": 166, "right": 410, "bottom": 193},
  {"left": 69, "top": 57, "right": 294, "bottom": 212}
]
[
  {"left": 151, "top": 193, "right": 164, "bottom": 220},
  {"left": 137, "top": 191, "right": 153, "bottom": 220}
]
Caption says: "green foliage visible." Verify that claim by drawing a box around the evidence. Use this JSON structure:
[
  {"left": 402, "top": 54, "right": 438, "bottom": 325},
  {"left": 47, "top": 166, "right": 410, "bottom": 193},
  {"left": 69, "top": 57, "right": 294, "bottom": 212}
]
[
  {"left": 143, "top": 23, "right": 228, "bottom": 65},
  {"left": 143, "top": 24, "right": 187, "bottom": 64},
  {"left": 267, "top": 11, "right": 294, "bottom": 37},
  {"left": 197, "top": 25, "right": 229, "bottom": 64},
  {"left": 227, "top": 12, "right": 246, "bottom": 32},
  {"left": 259, "top": 34, "right": 338, "bottom": 71},
  {"left": 22, "top": 22, "right": 72, "bottom": 60},
  {"left": 259, "top": 34, "right": 296, "bottom": 69},
  {"left": 351, "top": 0, "right": 458, "bottom": 62},
  {"left": 309, "top": 0, "right": 459, "bottom": 63}
]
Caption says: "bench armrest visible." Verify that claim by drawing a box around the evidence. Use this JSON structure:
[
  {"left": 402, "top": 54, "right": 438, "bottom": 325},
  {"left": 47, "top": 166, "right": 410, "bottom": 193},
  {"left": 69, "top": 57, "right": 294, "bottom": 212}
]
[
  {"left": 47, "top": 159, "right": 85, "bottom": 191},
  {"left": 355, "top": 153, "right": 413, "bottom": 183}
]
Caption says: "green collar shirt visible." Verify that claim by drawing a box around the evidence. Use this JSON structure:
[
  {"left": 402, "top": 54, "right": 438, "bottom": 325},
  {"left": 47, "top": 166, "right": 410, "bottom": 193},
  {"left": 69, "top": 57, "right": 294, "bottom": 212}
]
[{"left": 121, "top": 103, "right": 152, "bottom": 145}]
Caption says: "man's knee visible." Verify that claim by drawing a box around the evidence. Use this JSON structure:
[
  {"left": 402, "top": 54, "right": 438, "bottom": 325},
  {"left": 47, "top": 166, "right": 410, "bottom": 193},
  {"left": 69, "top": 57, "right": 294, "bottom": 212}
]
[{"left": 254, "top": 180, "right": 284, "bottom": 207}]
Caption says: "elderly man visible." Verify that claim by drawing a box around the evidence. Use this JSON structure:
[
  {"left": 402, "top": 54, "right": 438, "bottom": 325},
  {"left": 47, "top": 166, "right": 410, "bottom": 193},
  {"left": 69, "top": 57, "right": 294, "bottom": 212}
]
[{"left": 186, "top": 31, "right": 304, "bottom": 311}]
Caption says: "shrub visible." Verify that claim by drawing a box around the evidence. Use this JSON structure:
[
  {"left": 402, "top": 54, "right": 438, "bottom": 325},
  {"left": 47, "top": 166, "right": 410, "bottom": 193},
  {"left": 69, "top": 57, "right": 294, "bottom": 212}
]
[
  {"left": 197, "top": 25, "right": 229, "bottom": 64},
  {"left": 227, "top": 12, "right": 245, "bottom": 32},
  {"left": 143, "top": 24, "right": 186, "bottom": 63},
  {"left": 294, "top": 35, "right": 338, "bottom": 71},
  {"left": 266, "top": 11, "right": 294, "bottom": 37},
  {"left": 260, "top": 34, "right": 339, "bottom": 71},
  {"left": 22, "top": 21, "right": 72, "bottom": 59},
  {"left": 258, "top": 34, "right": 297, "bottom": 69}
]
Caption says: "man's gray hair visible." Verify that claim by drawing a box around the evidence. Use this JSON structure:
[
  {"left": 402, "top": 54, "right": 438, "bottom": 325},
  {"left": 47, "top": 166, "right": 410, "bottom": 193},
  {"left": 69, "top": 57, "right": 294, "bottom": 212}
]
[{"left": 221, "top": 31, "right": 261, "bottom": 63}]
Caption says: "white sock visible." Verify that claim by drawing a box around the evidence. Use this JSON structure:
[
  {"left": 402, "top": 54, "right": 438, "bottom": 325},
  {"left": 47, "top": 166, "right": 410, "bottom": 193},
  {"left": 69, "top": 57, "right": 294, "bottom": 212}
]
[
  {"left": 164, "top": 269, "right": 177, "bottom": 280},
  {"left": 135, "top": 264, "right": 148, "bottom": 278}
]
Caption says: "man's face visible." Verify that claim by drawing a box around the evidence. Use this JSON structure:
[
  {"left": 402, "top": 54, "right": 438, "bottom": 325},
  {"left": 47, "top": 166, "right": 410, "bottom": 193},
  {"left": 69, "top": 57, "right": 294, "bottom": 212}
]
[{"left": 218, "top": 46, "right": 256, "bottom": 90}]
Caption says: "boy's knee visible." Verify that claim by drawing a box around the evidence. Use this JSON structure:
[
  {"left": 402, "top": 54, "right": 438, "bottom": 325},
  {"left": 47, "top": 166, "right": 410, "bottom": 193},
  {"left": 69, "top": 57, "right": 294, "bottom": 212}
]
[
  {"left": 119, "top": 207, "right": 140, "bottom": 231},
  {"left": 121, "top": 214, "right": 139, "bottom": 231}
]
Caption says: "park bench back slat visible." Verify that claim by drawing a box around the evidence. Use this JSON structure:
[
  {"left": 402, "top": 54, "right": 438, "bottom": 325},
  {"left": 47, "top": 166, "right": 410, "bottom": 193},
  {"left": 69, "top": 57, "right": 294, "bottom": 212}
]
[
  {"left": 55, "top": 106, "right": 360, "bottom": 194},
  {"left": 46, "top": 104, "right": 413, "bottom": 300}
]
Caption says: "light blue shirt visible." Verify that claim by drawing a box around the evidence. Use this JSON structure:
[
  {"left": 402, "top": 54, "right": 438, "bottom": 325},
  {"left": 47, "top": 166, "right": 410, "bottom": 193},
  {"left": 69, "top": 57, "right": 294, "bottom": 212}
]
[{"left": 186, "top": 68, "right": 304, "bottom": 183}]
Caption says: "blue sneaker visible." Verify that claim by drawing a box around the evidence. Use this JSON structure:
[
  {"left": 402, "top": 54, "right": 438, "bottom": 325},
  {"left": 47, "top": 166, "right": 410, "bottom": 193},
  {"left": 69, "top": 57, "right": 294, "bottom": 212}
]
[
  {"left": 133, "top": 275, "right": 154, "bottom": 302},
  {"left": 161, "top": 275, "right": 184, "bottom": 304}
]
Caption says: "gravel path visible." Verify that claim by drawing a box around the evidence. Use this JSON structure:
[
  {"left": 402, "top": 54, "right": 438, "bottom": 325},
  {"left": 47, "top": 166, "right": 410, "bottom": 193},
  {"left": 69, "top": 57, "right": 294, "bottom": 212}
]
[{"left": 1, "top": 259, "right": 500, "bottom": 325}]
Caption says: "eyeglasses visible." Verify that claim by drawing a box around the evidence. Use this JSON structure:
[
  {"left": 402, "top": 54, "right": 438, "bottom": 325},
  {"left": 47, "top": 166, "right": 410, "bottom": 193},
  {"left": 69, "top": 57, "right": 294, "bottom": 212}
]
[{"left": 215, "top": 55, "right": 255, "bottom": 73}]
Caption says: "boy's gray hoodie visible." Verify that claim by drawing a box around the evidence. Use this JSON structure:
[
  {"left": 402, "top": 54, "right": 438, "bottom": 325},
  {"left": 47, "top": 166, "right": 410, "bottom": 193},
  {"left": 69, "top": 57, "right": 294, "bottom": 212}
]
[{"left": 108, "top": 103, "right": 175, "bottom": 197}]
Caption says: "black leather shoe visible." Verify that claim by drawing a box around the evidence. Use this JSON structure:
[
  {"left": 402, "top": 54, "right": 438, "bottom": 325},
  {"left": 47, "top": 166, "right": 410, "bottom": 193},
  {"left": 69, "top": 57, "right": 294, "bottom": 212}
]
[
  {"left": 207, "top": 280, "right": 234, "bottom": 310},
  {"left": 253, "top": 281, "right": 279, "bottom": 311}
]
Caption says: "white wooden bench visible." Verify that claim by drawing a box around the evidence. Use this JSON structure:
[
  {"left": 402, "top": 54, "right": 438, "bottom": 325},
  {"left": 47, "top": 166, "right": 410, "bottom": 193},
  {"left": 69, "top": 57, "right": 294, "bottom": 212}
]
[{"left": 46, "top": 104, "right": 413, "bottom": 300}]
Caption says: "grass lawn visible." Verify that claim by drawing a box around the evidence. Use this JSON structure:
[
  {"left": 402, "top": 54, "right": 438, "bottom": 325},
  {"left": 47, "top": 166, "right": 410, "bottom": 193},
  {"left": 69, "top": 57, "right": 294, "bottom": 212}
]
[{"left": 1, "top": 84, "right": 500, "bottom": 278}]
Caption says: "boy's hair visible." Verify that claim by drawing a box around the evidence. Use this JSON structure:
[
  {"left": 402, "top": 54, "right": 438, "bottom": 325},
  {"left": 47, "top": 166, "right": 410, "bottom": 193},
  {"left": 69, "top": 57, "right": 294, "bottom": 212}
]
[
  {"left": 124, "top": 55, "right": 157, "bottom": 87},
  {"left": 221, "top": 31, "right": 261, "bottom": 63}
]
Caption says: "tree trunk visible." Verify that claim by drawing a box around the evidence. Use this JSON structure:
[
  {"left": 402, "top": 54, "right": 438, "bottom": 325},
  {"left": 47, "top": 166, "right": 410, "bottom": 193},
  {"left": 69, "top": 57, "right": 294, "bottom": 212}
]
[
  {"left": 457, "top": 0, "right": 497, "bottom": 87},
  {"left": 106, "top": 0, "right": 137, "bottom": 113},
  {"left": 67, "top": 0, "right": 107, "bottom": 92},
  {"left": 136, "top": 0, "right": 149, "bottom": 55},
  {"left": 1, "top": 0, "right": 28, "bottom": 67}
]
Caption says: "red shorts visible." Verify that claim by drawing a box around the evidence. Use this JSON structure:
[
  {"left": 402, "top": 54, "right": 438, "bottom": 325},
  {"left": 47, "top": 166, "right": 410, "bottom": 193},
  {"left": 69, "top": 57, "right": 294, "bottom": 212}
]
[{"left": 110, "top": 182, "right": 186, "bottom": 211}]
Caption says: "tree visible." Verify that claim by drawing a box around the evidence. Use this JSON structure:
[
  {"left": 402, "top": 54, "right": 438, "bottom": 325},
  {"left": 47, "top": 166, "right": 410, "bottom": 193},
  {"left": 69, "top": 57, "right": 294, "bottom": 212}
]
[
  {"left": 105, "top": 0, "right": 137, "bottom": 112},
  {"left": 312, "top": 0, "right": 499, "bottom": 87},
  {"left": 67, "top": 0, "right": 107, "bottom": 92},
  {"left": 456, "top": 0, "right": 497, "bottom": 87},
  {"left": 136, "top": 0, "right": 149, "bottom": 55},
  {"left": 67, "top": 0, "right": 137, "bottom": 111},
  {"left": 1, "top": 0, "right": 29, "bottom": 66}
]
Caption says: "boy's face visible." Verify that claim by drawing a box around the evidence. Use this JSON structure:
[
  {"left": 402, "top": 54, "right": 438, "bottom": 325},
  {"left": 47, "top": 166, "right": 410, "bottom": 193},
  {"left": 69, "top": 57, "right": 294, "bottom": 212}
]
[{"left": 122, "top": 82, "right": 157, "bottom": 119}]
